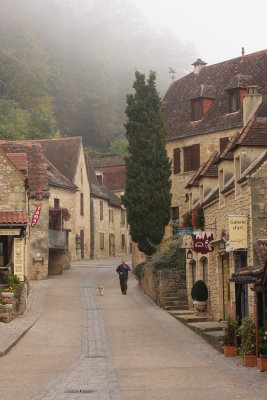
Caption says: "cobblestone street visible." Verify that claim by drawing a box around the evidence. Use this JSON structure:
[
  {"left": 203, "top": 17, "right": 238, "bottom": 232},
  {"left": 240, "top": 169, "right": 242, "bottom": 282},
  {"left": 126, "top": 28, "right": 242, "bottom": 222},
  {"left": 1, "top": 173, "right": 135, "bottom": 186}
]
[{"left": 0, "top": 258, "right": 267, "bottom": 400}]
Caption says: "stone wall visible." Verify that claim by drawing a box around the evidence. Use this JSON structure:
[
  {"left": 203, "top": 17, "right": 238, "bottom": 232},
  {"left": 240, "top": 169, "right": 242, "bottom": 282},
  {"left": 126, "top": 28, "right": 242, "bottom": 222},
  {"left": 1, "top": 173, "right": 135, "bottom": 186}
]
[
  {"left": 28, "top": 198, "right": 49, "bottom": 280},
  {"left": 138, "top": 265, "right": 187, "bottom": 307}
]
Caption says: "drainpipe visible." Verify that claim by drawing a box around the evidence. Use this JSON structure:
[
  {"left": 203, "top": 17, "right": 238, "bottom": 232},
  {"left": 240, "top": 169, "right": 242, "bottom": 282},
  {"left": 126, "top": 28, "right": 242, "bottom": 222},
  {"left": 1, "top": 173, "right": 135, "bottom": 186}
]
[
  {"left": 126, "top": 221, "right": 129, "bottom": 256},
  {"left": 222, "top": 255, "right": 225, "bottom": 320}
]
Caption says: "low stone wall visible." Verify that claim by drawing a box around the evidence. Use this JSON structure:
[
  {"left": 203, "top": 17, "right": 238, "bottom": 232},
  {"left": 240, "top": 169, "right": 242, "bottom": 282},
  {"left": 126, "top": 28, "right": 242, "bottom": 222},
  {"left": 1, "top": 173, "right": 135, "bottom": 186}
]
[
  {"left": 138, "top": 265, "right": 187, "bottom": 307},
  {"left": 0, "top": 283, "right": 27, "bottom": 323}
]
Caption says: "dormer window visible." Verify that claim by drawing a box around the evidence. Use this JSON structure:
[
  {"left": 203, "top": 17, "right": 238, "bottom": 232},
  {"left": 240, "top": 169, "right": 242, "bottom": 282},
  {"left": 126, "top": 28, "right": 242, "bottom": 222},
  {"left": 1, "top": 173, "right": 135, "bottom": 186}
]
[
  {"left": 229, "top": 90, "right": 239, "bottom": 113},
  {"left": 191, "top": 99, "right": 202, "bottom": 121}
]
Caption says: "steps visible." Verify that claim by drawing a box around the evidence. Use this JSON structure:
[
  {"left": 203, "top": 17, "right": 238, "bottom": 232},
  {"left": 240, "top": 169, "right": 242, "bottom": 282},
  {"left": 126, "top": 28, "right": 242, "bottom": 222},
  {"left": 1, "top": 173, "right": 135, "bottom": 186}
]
[
  {"left": 162, "top": 292, "right": 188, "bottom": 311},
  {"left": 167, "top": 308, "right": 225, "bottom": 353}
]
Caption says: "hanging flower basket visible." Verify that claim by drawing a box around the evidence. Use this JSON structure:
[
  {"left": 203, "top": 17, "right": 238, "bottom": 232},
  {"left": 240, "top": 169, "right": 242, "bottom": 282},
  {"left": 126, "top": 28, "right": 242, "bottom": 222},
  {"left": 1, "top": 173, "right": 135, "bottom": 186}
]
[{"left": 180, "top": 206, "right": 204, "bottom": 230}]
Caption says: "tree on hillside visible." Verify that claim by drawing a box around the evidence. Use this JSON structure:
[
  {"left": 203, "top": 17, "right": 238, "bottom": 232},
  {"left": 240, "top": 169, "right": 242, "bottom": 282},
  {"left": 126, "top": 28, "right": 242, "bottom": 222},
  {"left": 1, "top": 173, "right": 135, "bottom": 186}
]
[{"left": 122, "top": 71, "right": 172, "bottom": 256}]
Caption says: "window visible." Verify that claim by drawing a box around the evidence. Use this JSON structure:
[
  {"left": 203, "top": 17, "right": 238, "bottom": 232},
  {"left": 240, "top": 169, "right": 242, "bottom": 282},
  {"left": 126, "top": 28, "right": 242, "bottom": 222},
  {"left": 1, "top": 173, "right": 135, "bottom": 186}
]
[
  {"left": 100, "top": 201, "right": 103, "bottom": 220},
  {"left": 192, "top": 261, "right": 196, "bottom": 285},
  {"left": 184, "top": 144, "right": 200, "bottom": 172},
  {"left": 96, "top": 172, "right": 103, "bottom": 186},
  {"left": 121, "top": 209, "right": 126, "bottom": 225},
  {"left": 80, "top": 193, "right": 84, "bottom": 216},
  {"left": 173, "top": 148, "right": 181, "bottom": 174},
  {"left": 202, "top": 258, "right": 208, "bottom": 284},
  {"left": 109, "top": 209, "right": 113, "bottom": 223},
  {"left": 191, "top": 99, "right": 202, "bottom": 121},
  {"left": 54, "top": 198, "right": 60, "bottom": 208},
  {"left": 122, "top": 234, "right": 125, "bottom": 248},
  {"left": 100, "top": 233, "right": 104, "bottom": 250},
  {"left": 229, "top": 90, "right": 239, "bottom": 113}
]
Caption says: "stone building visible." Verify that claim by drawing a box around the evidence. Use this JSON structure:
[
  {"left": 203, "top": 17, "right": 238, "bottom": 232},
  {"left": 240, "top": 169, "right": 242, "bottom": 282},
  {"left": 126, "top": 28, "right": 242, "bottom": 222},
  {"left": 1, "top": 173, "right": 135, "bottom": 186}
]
[
  {"left": 163, "top": 50, "right": 267, "bottom": 236},
  {"left": 0, "top": 142, "right": 50, "bottom": 280},
  {"left": 34, "top": 137, "right": 91, "bottom": 261},
  {"left": 86, "top": 154, "right": 129, "bottom": 259},
  {"left": 184, "top": 105, "right": 267, "bottom": 322}
]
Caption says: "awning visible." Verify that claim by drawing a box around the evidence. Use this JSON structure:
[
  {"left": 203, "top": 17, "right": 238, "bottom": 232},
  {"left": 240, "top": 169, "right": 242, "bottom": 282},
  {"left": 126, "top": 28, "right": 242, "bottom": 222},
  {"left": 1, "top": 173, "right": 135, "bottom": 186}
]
[{"left": 0, "top": 212, "right": 28, "bottom": 225}]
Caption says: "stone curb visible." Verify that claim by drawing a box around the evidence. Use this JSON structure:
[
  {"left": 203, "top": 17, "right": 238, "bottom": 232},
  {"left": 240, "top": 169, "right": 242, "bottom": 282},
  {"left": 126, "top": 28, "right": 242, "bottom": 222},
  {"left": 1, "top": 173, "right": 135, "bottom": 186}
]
[{"left": 0, "top": 279, "right": 50, "bottom": 357}]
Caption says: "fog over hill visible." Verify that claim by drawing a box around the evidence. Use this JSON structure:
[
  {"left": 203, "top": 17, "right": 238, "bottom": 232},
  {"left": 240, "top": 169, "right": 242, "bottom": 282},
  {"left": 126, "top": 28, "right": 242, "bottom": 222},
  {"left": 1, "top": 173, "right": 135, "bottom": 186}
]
[{"left": 0, "top": 0, "right": 195, "bottom": 149}]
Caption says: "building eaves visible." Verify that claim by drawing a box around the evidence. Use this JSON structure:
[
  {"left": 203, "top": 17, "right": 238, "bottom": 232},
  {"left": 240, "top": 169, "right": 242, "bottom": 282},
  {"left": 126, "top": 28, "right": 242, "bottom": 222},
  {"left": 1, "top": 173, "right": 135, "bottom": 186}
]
[
  {"left": 238, "top": 149, "right": 267, "bottom": 184},
  {"left": 202, "top": 185, "right": 219, "bottom": 207}
]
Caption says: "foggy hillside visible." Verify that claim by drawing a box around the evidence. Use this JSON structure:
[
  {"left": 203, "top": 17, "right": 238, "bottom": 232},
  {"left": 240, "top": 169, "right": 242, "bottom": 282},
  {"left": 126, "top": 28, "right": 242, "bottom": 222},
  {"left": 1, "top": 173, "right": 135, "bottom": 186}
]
[{"left": 0, "top": 0, "right": 195, "bottom": 149}]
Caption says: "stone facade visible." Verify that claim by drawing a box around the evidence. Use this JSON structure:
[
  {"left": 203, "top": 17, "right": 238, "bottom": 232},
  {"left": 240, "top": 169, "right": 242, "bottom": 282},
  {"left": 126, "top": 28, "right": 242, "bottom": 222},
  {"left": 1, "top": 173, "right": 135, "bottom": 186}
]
[
  {"left": 90, "top": 197, "right": 128, "bottom": 259},
  {"left": 72, "top": 145, "right": 91, "bottom": 261},
  {"left": 28, "top": 198, "right": 49, "bottom": 280}
]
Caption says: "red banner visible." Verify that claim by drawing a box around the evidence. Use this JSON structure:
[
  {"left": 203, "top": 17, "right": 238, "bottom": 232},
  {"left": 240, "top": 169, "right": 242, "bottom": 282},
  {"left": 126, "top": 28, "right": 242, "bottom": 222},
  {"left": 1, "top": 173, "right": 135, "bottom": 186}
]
[
  {"left": 193, "top": 231, "right": 214, "bottom": 254},
  {"left": 31, "top": 206, "right": 41, "bottom": 228}
]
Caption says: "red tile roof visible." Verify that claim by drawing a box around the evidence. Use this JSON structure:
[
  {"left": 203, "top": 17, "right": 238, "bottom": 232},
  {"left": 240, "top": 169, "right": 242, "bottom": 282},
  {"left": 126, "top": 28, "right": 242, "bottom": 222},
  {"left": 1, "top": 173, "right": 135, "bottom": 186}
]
[
  {"left": 0, "top": 142, "right": 49, "bottom": 197},
  {"left": 235, "top": 116, "right": 267, "bottom": 147},
  {"left": 92, "top": 156, "right": 125, "bottom": 168},
  {"left": 164, "top": 50, "right": 267, "bottom": 140},
  {"left": 44, "top": 156, "right": 78, "bottom": 191},
  {"left": 103, "top": 170, "right": 126, "bottom": 191},
  {"left": 6, "top": 153, "right": 28, "bottom": 176},
  {"left": 0, "top": 212, "right": 28, "bottom": 225}
]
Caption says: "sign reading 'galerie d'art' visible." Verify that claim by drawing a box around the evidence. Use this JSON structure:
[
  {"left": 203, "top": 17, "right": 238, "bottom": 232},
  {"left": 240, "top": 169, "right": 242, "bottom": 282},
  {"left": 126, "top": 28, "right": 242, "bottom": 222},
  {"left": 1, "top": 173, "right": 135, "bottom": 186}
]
[
  {"left": 229, "top": 215, "right": 248, "bottom": 249},
  {"left": 31, "top": 206, "right": 41, "bottom": 228}
]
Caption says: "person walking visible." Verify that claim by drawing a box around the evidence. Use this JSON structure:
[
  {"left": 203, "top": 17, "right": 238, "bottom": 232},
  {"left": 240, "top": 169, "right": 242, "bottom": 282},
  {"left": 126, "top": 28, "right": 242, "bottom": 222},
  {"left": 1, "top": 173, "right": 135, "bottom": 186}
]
[{"left": 116, "top": 258, "right": 131, "bottom": 295}]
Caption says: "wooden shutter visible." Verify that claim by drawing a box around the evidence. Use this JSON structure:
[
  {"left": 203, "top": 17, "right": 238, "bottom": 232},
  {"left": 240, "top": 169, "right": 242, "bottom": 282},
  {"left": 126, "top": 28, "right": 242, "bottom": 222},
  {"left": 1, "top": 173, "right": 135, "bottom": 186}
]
[
  {"left": 80, "top": 193, "right": 84, "bottom": 216},
  {"left": 192, "top": 99, "right": 202, "bottom": 121},
  {"left": 173, "top": 148, "right": 180, "bottom": 174},
  {"left": 219, "top": 137, "right": 229, "bottom": 153},
  {"left": 171, "top": 207, "right": 179, "bottom": 220},
  {"left": 100, "top": 201, "right": 103, "bottom": 220},
  {"left": 192, "top": 144, "right": 200, "bottom": 170}
]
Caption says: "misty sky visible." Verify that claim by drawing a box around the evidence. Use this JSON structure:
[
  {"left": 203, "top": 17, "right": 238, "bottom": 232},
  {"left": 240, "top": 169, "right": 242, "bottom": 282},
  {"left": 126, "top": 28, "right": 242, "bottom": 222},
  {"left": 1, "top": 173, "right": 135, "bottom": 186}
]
[{"left": 130, "top": 0, "right": 267, "bottom": 67}]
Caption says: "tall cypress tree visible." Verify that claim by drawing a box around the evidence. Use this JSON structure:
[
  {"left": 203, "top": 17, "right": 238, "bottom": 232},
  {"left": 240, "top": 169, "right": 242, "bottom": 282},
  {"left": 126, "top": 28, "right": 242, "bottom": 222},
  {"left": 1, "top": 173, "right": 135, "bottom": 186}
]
[{"left": 123, "top": 71, "right": 172, "bottom": 256}]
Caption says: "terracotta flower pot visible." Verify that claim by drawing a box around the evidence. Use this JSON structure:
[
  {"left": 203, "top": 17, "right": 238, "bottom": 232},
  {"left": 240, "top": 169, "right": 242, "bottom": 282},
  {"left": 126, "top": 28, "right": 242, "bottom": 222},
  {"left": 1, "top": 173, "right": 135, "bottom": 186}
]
[
  {"left": 224, "top": 345, "right": 237, "bottom": 357},
  {"left": 243, "top": 354, "right": 257, "bottom": 367},
  {"left": 257, "top": 357, "right": 267, "bottom": 372}
]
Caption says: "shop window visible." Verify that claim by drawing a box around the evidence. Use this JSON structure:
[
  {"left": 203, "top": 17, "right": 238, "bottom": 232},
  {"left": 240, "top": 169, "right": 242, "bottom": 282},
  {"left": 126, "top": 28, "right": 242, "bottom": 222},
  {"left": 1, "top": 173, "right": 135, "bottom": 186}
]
[{"left": 235, "top": 253, "right": 247, "bottom": 272}]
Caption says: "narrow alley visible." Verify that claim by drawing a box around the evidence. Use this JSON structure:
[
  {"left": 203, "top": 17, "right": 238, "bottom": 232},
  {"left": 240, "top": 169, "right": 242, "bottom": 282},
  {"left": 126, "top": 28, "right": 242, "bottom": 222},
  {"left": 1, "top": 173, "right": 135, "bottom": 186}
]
[{"left": 0, "top": 258, "right": 267, "bottom": 400}]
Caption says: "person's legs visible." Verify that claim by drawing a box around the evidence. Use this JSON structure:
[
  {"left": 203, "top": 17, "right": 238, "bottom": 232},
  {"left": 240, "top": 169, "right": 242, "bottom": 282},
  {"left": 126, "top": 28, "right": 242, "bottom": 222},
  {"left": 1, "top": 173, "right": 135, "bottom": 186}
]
[
  {"left": 123, "top": 279, "right": 128, "bottom": 294},
  {"left": 120, "top": 279, "right": 124, "bottom": 293}
]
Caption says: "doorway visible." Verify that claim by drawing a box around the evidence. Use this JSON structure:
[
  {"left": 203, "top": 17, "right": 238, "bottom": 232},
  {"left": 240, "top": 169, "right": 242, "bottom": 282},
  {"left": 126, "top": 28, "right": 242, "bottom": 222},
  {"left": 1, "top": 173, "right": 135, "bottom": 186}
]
[{"left": 80, "top": 230, "right": 84, "bottom": 259}]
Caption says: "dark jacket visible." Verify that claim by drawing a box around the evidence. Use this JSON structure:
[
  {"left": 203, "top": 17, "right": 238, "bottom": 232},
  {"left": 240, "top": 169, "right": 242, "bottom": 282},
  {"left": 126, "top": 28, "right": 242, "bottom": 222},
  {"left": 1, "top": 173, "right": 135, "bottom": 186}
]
[{"left": 116, "top": 264, "right": 131, "bottom": 280}]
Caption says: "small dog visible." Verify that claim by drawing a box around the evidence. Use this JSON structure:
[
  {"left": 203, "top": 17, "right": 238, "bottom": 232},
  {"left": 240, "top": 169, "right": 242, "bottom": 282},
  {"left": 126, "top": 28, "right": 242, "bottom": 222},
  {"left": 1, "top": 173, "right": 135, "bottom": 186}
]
[{"left": 98, "top": 285, "right": 104, "bottom": 296}]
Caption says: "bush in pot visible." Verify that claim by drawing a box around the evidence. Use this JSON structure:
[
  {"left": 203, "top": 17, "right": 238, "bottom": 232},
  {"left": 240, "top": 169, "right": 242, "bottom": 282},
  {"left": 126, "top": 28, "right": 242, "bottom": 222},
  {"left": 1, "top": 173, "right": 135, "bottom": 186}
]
[
  {"left": 257, "top": 322, "right": 267, "bottom": 371},
  {"left": 191, "top": 280, "right": 208, "bottom": 312},
  {"left": 223, "top": 317, "right": 237, "bottom": 356},
  {"left": 238, "top": 317, "right": 257, "bottom": 367}
]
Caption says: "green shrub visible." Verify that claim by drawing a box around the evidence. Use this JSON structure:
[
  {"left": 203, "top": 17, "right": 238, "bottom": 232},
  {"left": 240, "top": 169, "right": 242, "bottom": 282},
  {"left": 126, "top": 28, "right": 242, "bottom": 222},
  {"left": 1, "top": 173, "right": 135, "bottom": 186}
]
[
  {"left": 238, "top": 317, "right": 256, "bottom": 356},
  {"left": 191, "top": 280, "right": 208, "bottom": 301},
  {"left": 147, "top": 239, "right": 186, "bottom": 271},
  {"left": 223, "top": 317, "right": 237, "bottom": 346},
  {"left": 7, "top": 273, "right": 20, "bottom": 289},
  {"left": 134, "top": 262, "right": 146, "bottom": 280}
]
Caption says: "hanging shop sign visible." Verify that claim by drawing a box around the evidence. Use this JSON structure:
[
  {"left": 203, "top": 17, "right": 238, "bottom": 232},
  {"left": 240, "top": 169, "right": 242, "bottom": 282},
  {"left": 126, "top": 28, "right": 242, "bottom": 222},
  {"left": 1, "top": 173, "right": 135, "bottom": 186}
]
[
  {"left": 0, "top": 229, "right": 20, "bottom": 236},
  {"left": 193, "top": 230, "right": 214, "bottom": 254},
  {"left": 229, "top": 215, "right": 248, "bottom": 249},
  {"left": 14, "top": 237, "right": 25, "bottom": 281},
  {"left": 177, "top": 228, "right": 194, "bottom": 249},
  {"left": 31, "top": 206, "right": 41, "bottom": 228}
]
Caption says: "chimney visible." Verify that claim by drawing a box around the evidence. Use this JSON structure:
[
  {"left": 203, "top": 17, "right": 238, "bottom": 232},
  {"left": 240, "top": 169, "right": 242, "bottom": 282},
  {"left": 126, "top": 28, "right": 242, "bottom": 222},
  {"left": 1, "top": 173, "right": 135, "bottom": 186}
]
[
  {"left": 243, "top": 86, "right": 262, "bottom": 126},
  {"left": 241, "top": 47, "right": 245, "bottom": 57},
  {"left": 192, "top": 58, "right": 207, "bottom": 75}
]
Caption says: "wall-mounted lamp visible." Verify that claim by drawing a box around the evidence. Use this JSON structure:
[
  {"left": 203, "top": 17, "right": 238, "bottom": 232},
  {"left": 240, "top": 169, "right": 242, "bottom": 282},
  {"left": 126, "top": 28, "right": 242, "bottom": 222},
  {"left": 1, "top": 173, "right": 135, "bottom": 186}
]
[
  {"left": 187, "top": 249, "right": 193, "bottom": 260},
  {"left": 219, "top": 239, "right": 226, "bottom": 250},
  {"left": 185, "top": 193, "right": 189, "bottom": 203},
  {"left": 20, "top": 228, "right": 25, "bottom": 239}
]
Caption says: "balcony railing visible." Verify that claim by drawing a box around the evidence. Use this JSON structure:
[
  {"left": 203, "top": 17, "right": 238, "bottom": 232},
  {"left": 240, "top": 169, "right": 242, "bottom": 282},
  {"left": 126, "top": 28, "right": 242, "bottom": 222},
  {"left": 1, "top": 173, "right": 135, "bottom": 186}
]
[{"left": 49, "top": 229, "right": 68, "bottom": 249}]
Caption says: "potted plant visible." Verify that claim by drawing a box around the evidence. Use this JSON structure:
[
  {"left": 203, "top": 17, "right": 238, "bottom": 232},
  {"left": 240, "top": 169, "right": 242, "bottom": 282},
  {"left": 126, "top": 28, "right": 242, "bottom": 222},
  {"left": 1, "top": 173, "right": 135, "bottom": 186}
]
[
  {"left": 238, "top": 317, "right": 257, "bottom": 367},
  {"left": 257, "top": 322, "right": 267, "bottom": 372},
  {"left": 191, "top": 280, "right": 208, "bottom": 312},
  {"left": 223, "top": 317, "right": 238, "bottom": 357}
]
